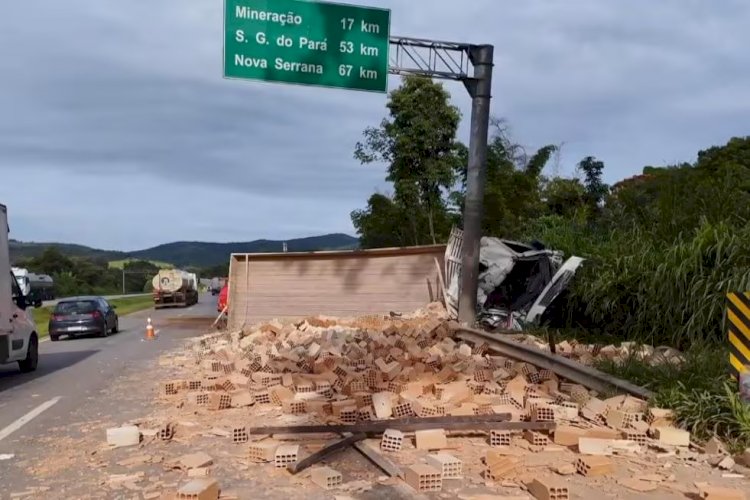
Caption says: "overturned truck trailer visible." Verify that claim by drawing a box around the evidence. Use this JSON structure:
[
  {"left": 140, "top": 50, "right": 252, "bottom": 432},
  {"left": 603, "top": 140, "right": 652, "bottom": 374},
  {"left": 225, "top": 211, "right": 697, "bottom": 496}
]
[
  {"left": 227, "top": 245, "right": 446, "bottom": 330},
  {"left": 444, "top": 227, "right": 583, "bottom": 329}
]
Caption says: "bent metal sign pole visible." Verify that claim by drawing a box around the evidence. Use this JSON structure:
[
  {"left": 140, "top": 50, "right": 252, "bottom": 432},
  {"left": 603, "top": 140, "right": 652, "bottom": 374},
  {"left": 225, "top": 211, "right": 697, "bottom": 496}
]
[
  {"left": 223, "top": 0, "right": 494, "bottom": 325},
  {"left": 224, "top": 0, "right": 390, "bottom": 92}
]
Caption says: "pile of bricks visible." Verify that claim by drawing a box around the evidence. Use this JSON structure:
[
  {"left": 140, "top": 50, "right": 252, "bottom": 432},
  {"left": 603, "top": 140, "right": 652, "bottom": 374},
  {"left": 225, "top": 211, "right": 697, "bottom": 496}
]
[
  {"left": 150, "top": 303, "right": 729, "bottom": 498},
  {"left": 517, "top": 336, "right": 684, "bottom": 368}
]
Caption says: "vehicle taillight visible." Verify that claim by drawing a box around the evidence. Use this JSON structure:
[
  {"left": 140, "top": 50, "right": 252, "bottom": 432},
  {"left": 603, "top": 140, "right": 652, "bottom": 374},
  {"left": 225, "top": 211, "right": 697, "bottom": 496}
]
[
  {"left": 53, "top": 314, "right": 63, "bottom": 321},
  {"left": 91, "top": 310, "right": 102, "bottom": 319}
]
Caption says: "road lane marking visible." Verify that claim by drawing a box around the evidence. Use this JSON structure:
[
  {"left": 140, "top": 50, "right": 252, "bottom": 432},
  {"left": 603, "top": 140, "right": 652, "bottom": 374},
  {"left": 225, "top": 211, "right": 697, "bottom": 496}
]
[{"left": 0, "top": 397, "right": 61, "bottom": 442}]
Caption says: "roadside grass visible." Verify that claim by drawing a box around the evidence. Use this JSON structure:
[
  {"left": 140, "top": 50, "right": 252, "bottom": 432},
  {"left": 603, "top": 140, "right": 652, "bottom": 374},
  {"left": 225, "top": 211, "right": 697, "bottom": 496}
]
[
  {"left": 596, "top": 343, "right": 750, "bottom": 452},
  {"left": 30, "top": 295, "right": 154, "bottom": 338}
]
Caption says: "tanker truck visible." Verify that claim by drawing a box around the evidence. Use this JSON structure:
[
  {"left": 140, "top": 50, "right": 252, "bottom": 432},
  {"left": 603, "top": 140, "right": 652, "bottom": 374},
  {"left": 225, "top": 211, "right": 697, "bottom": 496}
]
[{"left": 151, "top": 269, "right": 199, "bottom": 309}]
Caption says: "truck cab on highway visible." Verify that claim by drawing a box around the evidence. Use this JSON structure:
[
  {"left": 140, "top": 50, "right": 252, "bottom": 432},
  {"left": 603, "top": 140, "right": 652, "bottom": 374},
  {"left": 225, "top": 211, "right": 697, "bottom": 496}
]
[{"left": 0, "top": 204, "right": 39, "bottom": 372}]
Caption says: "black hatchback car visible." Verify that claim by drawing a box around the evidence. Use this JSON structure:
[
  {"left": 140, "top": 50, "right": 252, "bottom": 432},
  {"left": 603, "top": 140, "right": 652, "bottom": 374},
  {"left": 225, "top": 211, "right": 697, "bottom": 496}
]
[{"left": 48, "top": 296, "right": 119, "bottom": 341}]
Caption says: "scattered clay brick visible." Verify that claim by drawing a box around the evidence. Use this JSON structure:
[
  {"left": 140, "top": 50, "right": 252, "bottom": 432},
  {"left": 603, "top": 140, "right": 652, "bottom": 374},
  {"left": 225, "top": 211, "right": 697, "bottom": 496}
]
[
  {"left": 178, "top": 452, "right": 213, "bottom": 470},
  {"left": 106, "top": 426, "right": 140, "bottom": 448},
  {"left": 584, "top": 427, "right": 622, "bottom": 440},
  {"left": 340, "top": 406, "right": 358, "bottom": 424},
  {"left": 426, "top": 453, "right": 462, "bottom": 479},
  {"left": 622, "top": 430, "right": 648, "bottom": 446},
  {"left": 232, "top": 427, "right": 248, "bottom": 444},
  {"left": 372, "top": 392, "right": 393, "bottom": 418},
  {"left": 527, "top": 477, "right": 570, "bottom": 500},
  {"left": 415, "top": 429, "right": 448, "bottom": 450},
  {"left": 248, "top": 442, "right": 279, "bottom": 463},
  {"left": 274, "top": 445, "right": 300, "bottom": 468},
  {"left": 575, "top": 456, "right": 614, "bottom": 477},
  {"left": 490, "top": 430, "right": 512, "bottom": 447},
  {"left": 159, "top": 423, "right": 176, "bottom": 441},
  {"left": 404, "top": 464, "right": 442, "bottom": 492},
  {"left": 311, "top": 466, "right": 343, "bottom": 490},
  {"left": 578, "top": 437, "right": 640, "bottom": 456},
  {"left": 653, "top": 426, "right": 690, "bottom": 447},
  {"left": 162, "top": 380, "right": 183, "bottom": 396},
  {"left": 381, "top": 429, "right": 405, "bottom": 452},
  {"left": 282, "top": 401, "right": 307, "bottom": 415},
  {"left": 206, "top": 393, "right": 232, "bottom": 411},
  {"left": 230, "top": 391, "right": 255, "bottom": 408},
  {"left": 392, "top": 402, "right": 414, "bottom": 418},
  {"left": 358, "top": 407, "right": 374, "bottom": 422},
  {"left": 697, "top": 485, "right": 746, "bottom": 500},
  {"left": 176, "top": 478, "right": 220, "bottom": 500},
  {"left": 485, "top": 452, "right": 519, "bottom": 480},
  {"left": 532, "top": 406, "right": 556, "bottom": 422},
  {"left": 524, "top": 430, "right": 550, "bottom": 447},
  {"left": 254, "top": 391, "right": 272, "bottom": 405}
]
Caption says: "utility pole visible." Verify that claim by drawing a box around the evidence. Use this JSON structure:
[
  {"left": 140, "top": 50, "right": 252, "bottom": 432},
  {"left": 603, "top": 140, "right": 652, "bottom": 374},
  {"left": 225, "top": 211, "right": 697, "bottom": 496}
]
[
  {"left": 458, "top": 45, "right": 494, "bottom": 325},
  {"left": 389, "top": 38, "right": 495, "bottom": 326}
]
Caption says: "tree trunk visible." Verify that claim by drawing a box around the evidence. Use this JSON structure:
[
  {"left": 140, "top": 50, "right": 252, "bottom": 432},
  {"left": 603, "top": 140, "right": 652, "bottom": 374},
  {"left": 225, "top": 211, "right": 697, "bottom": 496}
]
[{"left": 427, "top": 207, "right": 437, "bottom": 245}]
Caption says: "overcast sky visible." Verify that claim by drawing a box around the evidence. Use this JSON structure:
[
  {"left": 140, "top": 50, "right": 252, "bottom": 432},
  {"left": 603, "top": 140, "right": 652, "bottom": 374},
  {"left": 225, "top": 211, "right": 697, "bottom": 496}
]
[{"left": 0, "top": 1, "right": 748, "bottom": 250}]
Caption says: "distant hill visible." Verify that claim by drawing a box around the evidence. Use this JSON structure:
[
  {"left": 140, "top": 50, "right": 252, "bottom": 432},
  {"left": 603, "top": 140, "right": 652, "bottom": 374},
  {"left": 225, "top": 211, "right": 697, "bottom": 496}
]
[
  {"left": 9, "top": 239, "right": 125, "bottom": 262},
  {"left": 129, "top": 234, "right": 360, "bottom": 267},
  {"left": 9, "top": 234, "right": 360, "bottom": 268}
]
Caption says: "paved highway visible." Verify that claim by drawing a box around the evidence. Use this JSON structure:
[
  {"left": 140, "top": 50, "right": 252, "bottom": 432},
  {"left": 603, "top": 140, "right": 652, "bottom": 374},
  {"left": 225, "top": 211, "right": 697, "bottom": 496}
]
[
  {"left": 42, "top": 292, "right": 152, "bottom": 308},
  {"left": 0, "top": 292, "right": 218, "bottom": 472}
]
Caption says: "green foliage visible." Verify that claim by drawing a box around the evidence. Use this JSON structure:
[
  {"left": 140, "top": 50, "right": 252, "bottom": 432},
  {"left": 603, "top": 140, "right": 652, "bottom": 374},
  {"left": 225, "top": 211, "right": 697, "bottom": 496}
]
[
  {"left": 352, "top": 85, "right": 750, "bottom": 446},
  {"left": 354, "top": 76, "right": 463, "bottom": 245},
  {"left": 16, "top": 247, "right": 162, "bottom": 296},
  {"left": 451, "top": 120, "right": 558, "bottom": 239},
  {"left": 351, "top": 193, "right": 415, "bottom": 248},
  {"left": 570, "top": 220, "right": 750, "bottom": 347}
]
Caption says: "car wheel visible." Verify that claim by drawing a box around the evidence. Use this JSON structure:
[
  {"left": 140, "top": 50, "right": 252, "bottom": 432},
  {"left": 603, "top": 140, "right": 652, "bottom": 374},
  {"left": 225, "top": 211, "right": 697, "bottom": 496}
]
[
  {"left": 112, "top": 317, "right": 119, "bottom": 333},
  {"left": 100, "top": 322, "right": 109, "bottom": 337},
  {"left": 18, "top": 334, "right": 39, "bottom": 373}
]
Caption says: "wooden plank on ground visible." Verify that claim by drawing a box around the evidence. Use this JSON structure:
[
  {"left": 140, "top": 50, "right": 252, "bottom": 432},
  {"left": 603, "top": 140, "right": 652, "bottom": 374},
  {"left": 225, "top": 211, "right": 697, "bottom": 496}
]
[
  {"left": 287, "top": 433, "right": 366, "bottom": 474},
  {"left": 248, "top": 415, "right": 557, "bottom": 436},
  {"left": 353, "top": 441, "right": 403, "bottom": 478}
]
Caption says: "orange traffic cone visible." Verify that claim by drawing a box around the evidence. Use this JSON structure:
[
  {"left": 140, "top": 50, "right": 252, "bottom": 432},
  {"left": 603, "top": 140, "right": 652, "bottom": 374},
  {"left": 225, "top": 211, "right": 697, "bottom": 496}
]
[{"left": 145, "top": 318, "right": 156, "bottom": 340}]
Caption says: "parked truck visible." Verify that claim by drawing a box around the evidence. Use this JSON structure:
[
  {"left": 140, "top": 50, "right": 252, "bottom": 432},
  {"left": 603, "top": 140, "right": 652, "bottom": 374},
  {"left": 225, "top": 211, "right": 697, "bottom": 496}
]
[
  {"left": 151, "top": 269, "right": 199, "bottom": 309},
  {"left": 12, "top": 267, "right": 54, "bottom": 306},
  {"left": 1, "top": 204, "right": 39, "bottom": 372}
]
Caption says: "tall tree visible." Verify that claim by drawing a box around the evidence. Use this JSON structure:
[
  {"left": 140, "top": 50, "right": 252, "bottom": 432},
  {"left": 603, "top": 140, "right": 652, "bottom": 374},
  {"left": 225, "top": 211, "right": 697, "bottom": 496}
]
[
  {"left": 354, "top": 76, "right": 462, "bottom": 245},
  {"left": 577, "top": 156, "right": 609, "bottom": 215},
  {"left": 351, "top": 193, "right": 413, "bottom": 248},
  {"left": 451, "top": 119, "right": 557, "bottom": 238}
]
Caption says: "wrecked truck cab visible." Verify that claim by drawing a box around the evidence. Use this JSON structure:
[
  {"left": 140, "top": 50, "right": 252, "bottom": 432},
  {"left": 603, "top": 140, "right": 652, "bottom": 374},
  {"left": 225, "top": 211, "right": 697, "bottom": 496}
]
[{"left": 443, "top": 228, "right": 584, "bottom": 329}]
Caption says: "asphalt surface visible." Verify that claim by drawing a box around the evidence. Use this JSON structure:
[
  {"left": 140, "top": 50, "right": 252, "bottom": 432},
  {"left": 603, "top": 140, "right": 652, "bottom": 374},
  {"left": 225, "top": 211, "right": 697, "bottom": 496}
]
[{"left": 0, "top": 293, "right": 218, "bottom": 455}]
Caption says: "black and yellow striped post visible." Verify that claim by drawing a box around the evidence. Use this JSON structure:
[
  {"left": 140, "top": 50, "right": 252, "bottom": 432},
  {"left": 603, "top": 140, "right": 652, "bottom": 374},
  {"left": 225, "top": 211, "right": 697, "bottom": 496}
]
[{"left": 727, "top": 292, "right": 750, "bottom": 378}]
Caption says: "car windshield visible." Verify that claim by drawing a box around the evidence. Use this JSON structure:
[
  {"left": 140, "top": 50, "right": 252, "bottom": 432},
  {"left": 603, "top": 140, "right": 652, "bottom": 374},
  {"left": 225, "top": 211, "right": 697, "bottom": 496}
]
[{"left": 55, "top": 301, "right": 97, "bottom": 314}]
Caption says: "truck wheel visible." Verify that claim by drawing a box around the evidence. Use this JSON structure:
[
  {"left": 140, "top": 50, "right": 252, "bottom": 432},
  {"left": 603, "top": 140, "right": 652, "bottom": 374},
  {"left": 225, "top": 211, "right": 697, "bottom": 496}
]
[{"left": 18, "top": 335, "right": 39, "bottom": 373}]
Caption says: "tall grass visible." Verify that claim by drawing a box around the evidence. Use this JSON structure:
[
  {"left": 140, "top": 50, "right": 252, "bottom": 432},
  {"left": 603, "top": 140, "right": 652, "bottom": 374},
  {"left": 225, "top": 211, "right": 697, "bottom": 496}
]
[{"left": 531, "top": 218, "right": 750, "bottom": 348}]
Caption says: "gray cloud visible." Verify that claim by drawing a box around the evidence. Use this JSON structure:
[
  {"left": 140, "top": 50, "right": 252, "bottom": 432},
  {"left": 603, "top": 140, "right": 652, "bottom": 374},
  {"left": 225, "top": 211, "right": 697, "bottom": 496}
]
[{"left": 0, "top": 0, "right": 748, "bottom": 249}]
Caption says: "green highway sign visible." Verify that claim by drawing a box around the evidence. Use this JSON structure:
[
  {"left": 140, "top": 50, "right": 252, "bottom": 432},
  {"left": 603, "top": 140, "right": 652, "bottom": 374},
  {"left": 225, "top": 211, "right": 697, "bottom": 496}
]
[{"left": 224, "top": 0, "right": 391, "bottom": 93}]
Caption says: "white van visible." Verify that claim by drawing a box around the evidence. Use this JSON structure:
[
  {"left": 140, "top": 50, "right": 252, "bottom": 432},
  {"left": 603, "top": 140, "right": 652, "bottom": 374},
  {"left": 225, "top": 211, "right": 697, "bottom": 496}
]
[{"left": 0, "top": 203, "right": 39, "bottom": 372}]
